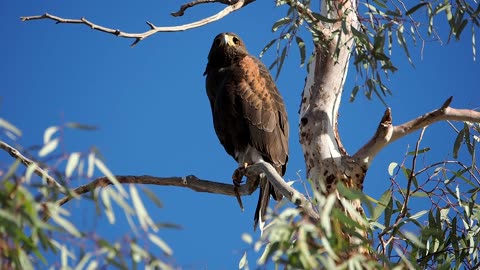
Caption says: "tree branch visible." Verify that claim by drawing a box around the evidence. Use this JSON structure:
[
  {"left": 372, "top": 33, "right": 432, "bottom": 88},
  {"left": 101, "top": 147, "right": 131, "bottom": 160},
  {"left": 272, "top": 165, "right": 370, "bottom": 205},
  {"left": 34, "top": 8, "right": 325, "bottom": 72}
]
[
  {"left": 55, "top": 174, "right": 260, "bottom": 207},
  {"left": 171, "top": 0, "right": 255, "bottom": 17},
  {"left": 0, "top": 140, "right": 320, "bottom": 223},
  {"left": 20, "top": 0, "right": 250, "bottom": 47},
  {"left": 0, "top": 141, "right": 66, "bottom": 193},
  {"left": 246, "top": 161, "right": 321, "bottom": 222},
  {"left": 353, "top": 97, "right": 480, "bottom": 167}
]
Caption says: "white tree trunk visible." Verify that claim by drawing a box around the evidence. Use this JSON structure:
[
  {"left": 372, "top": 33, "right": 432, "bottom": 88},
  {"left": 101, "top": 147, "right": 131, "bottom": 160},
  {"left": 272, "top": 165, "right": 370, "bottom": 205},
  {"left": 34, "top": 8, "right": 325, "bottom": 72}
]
[{"left": 300, "top": 0, "right": 363, "bottom": 193}]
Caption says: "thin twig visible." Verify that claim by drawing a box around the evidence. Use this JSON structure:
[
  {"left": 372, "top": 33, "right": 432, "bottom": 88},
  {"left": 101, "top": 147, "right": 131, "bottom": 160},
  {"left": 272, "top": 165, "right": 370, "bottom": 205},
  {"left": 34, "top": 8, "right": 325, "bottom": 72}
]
[
  {"left": 21, "top": 0, "right": 249, "bottom": 47},
  {"left": 401, "top": 127, "right": 426, "bottom": 216},
  {"left": 0, "top": 141, "right": 66, "bottom": 193},
  {"left": 171, "top": 0, "right": 255, "bottom": 17}
]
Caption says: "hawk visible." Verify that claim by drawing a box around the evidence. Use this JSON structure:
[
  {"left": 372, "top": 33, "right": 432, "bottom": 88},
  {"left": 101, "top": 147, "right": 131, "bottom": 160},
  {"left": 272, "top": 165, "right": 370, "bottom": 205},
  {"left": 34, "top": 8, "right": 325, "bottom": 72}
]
[{"left": 204, "top": 32, "right": 289, "bottom": 229}]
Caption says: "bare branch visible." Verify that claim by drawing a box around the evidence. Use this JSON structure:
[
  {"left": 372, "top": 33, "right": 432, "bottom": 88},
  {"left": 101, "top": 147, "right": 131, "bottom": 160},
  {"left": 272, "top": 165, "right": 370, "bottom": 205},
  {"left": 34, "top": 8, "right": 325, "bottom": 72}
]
[
  {"left": 171, "top": 0, "right": 255, "bottom": 17},
  {"left": 0, "top": 140, "right": 320, "bottom": 224},
  {"left": 55, "top": 174, "right": 260, "bottom": 207},
  {"left": 0, "top": 140, "right": 66, "bottom": 193},
  {"left": 52, "top": 161, "right": 320, "bottom": 222},
  {"left": 20, "top": 0, "right": 250, "bottom": 47},
  {"left": 354, "top": 97, "right": 480, "bottom": 167}
]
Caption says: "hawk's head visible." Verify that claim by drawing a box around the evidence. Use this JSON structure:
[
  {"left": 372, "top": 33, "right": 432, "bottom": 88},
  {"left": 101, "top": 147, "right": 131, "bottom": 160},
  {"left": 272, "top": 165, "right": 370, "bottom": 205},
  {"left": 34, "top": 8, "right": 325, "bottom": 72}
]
[{"left": 205, "top": 32, "right": 248, "bottom": 73}]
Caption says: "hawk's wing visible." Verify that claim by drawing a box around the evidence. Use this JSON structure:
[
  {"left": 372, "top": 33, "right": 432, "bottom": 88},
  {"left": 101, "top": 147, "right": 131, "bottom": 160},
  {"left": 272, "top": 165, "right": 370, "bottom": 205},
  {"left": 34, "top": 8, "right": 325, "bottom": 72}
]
[{"left": 227, "top": 55, "right": 289, "bottom": 172}]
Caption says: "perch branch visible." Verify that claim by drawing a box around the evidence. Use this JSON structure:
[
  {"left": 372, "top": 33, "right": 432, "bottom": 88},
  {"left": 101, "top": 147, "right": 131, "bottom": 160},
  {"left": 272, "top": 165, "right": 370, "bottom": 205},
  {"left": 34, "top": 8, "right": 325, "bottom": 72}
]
[
  {"left": 55, "top": 174, "right": 260, "bottom": 207},
  {"left": 20, "top": 0, "right": 249, "bottom": 47},
  {"left": 0, "top": 141, "right": 66, "bottom": 193},
  {"left": 171, "top": 0, "right": 255, "bottom": 17},
  {"left": 0, "top": 141, "right": 320, "bottom": 223},
  {"left": 246, "top": 161, "right": 321, "bottom": 222},
  {"left": 53, "top": 162, "right": 320, "bottom": 222},
  {"left": 353, "top": 97, "right": 480, "bottom": 167}
]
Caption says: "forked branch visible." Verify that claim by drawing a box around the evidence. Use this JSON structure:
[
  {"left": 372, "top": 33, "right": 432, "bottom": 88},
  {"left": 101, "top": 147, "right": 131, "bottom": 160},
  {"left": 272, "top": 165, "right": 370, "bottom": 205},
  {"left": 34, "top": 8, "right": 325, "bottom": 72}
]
[
  {"left": 0, "top": 140, "right": 320, "bottom": 223},
  {"left": 0, "top": 141, "right": 66, "bottom": 193},
  {"left": 354, "top": 97, "right": 480, "bottom": 167},
  {"left": 20, "top": 0, "right": 250, "bottom": 47}
]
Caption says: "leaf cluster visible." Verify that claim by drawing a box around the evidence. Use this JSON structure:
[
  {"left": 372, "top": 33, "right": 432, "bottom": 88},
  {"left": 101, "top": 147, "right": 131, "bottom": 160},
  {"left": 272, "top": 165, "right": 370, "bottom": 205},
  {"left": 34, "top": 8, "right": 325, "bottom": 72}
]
[{"left": 0, "top": 122, "right": 174, "bottom": 269}]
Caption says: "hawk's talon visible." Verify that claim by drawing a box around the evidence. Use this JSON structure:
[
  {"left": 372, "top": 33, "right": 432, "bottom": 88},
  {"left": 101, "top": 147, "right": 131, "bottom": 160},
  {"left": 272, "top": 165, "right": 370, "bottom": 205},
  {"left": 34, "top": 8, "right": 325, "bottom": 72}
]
[
  {"left": 233, "top": 185, "right": 244, "bottom": 212},
  {"left": 232, "top": 166, "right": 247, "bottom": 211}
]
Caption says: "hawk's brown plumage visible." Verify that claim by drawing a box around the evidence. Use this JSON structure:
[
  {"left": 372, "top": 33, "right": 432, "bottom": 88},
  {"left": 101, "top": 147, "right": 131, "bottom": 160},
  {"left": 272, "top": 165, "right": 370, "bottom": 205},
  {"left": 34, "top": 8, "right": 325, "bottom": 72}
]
[{"left": 204, "top": 32, "right": 289, "bottom": 229}]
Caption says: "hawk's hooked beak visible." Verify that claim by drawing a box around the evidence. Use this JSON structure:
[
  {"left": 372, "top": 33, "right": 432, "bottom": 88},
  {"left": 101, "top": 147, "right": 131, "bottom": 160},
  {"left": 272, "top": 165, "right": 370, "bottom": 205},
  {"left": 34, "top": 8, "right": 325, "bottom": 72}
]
[{"left": 222, "top": 34, "right": 235, "bottom": 47}]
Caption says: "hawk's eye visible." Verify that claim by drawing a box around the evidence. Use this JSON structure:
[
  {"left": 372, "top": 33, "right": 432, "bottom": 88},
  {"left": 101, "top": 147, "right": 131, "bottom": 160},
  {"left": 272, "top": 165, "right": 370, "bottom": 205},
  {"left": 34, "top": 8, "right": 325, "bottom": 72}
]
[{"left": 233, "top": 36, "right": 240, "bottom": 44}]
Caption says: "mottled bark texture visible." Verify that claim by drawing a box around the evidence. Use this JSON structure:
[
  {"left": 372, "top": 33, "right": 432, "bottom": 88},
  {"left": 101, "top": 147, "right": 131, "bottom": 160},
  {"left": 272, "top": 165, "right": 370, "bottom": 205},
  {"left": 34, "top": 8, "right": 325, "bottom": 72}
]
[{"left": 299, "top": 0, "right": 368, "bottom": 252}]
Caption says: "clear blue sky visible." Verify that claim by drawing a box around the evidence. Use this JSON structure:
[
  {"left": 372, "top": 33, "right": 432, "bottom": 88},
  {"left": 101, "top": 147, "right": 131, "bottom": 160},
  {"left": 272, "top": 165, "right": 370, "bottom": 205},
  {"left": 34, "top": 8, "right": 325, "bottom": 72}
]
[{"left": 1, "top": 1, "right": 478, "bottom": 269}]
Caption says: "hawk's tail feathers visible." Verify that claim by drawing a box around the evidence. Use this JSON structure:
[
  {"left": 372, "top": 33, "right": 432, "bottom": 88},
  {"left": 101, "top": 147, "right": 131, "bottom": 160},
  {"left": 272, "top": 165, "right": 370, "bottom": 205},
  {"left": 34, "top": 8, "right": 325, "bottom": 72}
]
[{"left": 253, "top": 179, "right": 271, "bottom": 233}]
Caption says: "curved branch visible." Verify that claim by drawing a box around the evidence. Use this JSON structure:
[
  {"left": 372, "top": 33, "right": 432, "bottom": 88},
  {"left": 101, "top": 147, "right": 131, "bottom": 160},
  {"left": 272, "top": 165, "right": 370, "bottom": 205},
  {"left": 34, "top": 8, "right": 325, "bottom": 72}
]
[
  {"left": 171, "top": 0, "right": 255, "bottom": 17},
  {"left": 20, "top": 0, "right": 249, "bottom": 47},
  {"left": 0, "top": 141, "right": 66, "bottom": 193},
  {"left": 353, "top": 97, "right": 480, "bottom": 167}
]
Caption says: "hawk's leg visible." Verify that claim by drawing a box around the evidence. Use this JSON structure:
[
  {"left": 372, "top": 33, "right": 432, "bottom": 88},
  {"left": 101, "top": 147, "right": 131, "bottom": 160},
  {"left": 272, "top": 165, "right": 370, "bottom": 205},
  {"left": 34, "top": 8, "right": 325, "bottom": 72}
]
[{"left": 232, "top": 163, "right": 248, "bottom": 212}]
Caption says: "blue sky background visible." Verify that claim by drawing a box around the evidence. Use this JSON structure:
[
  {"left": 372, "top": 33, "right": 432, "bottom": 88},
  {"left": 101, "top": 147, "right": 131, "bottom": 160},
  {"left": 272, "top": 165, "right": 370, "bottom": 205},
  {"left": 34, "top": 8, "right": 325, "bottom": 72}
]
[{"left": 1, "top": 1, "right": 478, "bottom": 269}]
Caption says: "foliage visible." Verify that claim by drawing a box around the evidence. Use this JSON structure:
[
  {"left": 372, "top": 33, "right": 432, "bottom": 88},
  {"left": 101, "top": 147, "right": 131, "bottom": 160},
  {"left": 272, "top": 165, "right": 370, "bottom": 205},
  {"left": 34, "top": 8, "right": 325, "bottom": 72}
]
[
  {"left": 264, "top": 0, "right": 479, "bottom": 104},
  {"left": 0, "top": 121, "right": 173, "bottom": 269},
  {"left": 239, "top": 122, "right": 479, "bottom": 269}
]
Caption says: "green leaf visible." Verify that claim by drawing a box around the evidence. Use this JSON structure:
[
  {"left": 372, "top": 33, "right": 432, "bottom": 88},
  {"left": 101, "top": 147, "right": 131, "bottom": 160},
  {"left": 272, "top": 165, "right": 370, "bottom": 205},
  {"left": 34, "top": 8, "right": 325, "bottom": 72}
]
[
  {"left": 372, "top": 189, "right": 392, "bottom": 221},
  {"left": 472, "top": 24, "right": 476, "bottom": 61},
  {"left": 66, "top": 152, "right": 81, "bottom": 178},
  {"left": 85, "top": 261, "right": 99, "bottom": 270},
  {"left": 351, "top": 26, "right": 370, "bottom": 45},
  {"left": 406, "top": 3, "right": 428, "bottom": 16},
  {"left": 50, "top": 207, "right": 81, "bottom": 237},
  {"left": 272, "top": 17, "right": 291, "bottom": 32},
  {"left": 403, "top": 231, "right": 425, "bottom": 248},
  {"left": 0, "top": 117, "right": 22, "bottom": 137},
  {"left": 350, "top": 85, "right": 360, "bottom": 102},
  {"left": 148, "top": 233, "right": 173, "bottom": 256},
  {"left": 388, "top": 162, "right": 398, "bottom": 176},
  {"left": 238, "top": 251, "right": 248, "bottom": 269},
  {"left": 295, "top": 36, "right": 306, "bottom": 67},
  {"left": 275, "top": 46, "right": 287, "bottom": 80},
  {"left": 19, "top": 248, "right": 35, "bottom": 270},
  {"left": 43, "top": 126, "right": 59, "bottom": 144},
  {"left": 95, "top": 158, "right": 127, "bottom": 197},
  {"left": 407, "top": 147, "right": 431, "bottom": 155},
  {"left": 74, "top": 253, "right": 93, "bottom": 270},
  {"left": 87, "top": 152, "right": 95, "bottom": 178},
  {"left": 101, "top": 189, "right": 115, "bottom": 224},
  {"left": 410, "top": 210, "right": 428, "bottom": 220},
  {"left": 0, "top": 208, "right": 21, "bottom": 226},
  {"left": 38, "top": 138, "right": 59, "bottom": 157},
  {"left": 396, "top": 25, "right": 413, "bottom": 65},
  {"left": 130, "top": 185, "right": 157, "bottom": 232},
  {"left": 241, "top": 233, "right": 253, "bottom": 244},
  {"left": 260, "top": 39, "right": 277, "bottom": 58},
  {"left": 311, "top": 12, "right": 339, "bottom": 23},
  {"left": 453, "top": 128, "right": 465, "bottom": 158},
  {"left": 141, "top": 187, "right": 163, "bottom": 208},
  {"left": 66, "top": 122, "right": 98, "bottom": 131}
]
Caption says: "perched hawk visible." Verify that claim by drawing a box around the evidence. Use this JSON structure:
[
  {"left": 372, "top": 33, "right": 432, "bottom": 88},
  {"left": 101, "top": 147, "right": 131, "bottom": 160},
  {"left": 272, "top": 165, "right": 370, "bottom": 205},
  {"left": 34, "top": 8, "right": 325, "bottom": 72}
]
[{"left": 204, "top": 32, "right": 289, "bottom": 229}]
